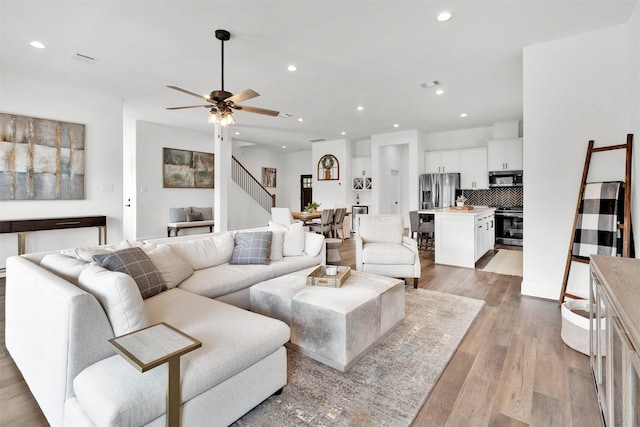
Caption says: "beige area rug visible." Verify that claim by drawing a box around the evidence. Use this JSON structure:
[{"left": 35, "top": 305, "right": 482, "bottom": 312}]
[
  {"left": 232, "top": 288, "right": 485, "bottom": 427},
  {"left": 480, "top": 249, "right": 523, "bottom": 276}
]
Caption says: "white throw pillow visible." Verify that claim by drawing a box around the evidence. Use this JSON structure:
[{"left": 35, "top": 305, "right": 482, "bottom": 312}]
[
  {"left": 77, "top": 265, "right": 149, "bottom": 336},
  {"left": 268, "top": 221, "right": 305, "bottom": 256},
  {"left": 304, "top": 232, "right": 325, "bottom": 257},
  {"left": 146, "top": 244, "right": 194, "bottom": 289},
  {"left": 40, "top": 254, "right": 89, "bottom": 284},
  {"left": 61, "top": 240, "right": 134, "bottom": 262},
  {"left": 270, "top": 231, "right": 284, "bottom": 261},
  {"left": 167, "top": 232, "right": 234, "bottom": 270}
]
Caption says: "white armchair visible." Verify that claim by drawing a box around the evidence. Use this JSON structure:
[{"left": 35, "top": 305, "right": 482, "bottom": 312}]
[{"left": 355, "top": 214, "right": 421, "bottom": 288}]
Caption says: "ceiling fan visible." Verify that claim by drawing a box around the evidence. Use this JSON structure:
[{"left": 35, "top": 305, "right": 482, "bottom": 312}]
[{"left": 166, "top": 29, "right": 279, "bottom": 127}]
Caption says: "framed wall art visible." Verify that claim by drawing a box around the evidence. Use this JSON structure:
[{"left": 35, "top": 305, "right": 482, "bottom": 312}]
[
  {"left": 163, "top": 147, "right": 214, "bottom": 188},
  {"left": 318, "top": 154, "right": 339, "bottom": 180},
  {"left": 262, "top": 167, "right": 277, "bottom": 188},
  {"left": 0, "top": 113, "right": 86, "bottom": 200}
]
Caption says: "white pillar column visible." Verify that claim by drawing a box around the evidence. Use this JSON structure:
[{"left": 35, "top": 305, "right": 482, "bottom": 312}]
[{"left": 214, "top": 125, "right": 231, "bottom": 232}]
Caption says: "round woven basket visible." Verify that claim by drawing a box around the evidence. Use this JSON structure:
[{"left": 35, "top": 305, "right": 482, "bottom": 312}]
[{"left": 560, "top": 300, "right": 606, "bottom": 356}]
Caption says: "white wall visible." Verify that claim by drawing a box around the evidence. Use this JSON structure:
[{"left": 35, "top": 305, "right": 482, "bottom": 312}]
[
  {"left": 135, "top": 121, "right": 216, "bottom": 239},
  {"left": 371, "top": 130, "right": 422, "bottom": 227},
  {"left": 311, "top": 139, "right": 351, "bottom": 209},
  {"left": 522, "top": 19, "right": 640, "bottom": 299},
  {"left": 0, "top": 72, "right": 124, "bottom": 269},
  {"left": 279, "top": 150, "right": 313, "bottom": 211},
  {"left": 422, "top": 126, "right": 493, "bottom": 155},
  {"left": 233, "top": 146, "right": 312, "bottom": 212}
]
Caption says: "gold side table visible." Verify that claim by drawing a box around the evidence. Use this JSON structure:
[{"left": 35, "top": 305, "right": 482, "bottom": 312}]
[{"left": 108, "top": 322, "right": 202, "bottom": 427}]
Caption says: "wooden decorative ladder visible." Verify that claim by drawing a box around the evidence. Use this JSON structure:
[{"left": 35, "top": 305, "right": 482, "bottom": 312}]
[{"left": 558, "top": 134, "right": 634, "bottom": 304}]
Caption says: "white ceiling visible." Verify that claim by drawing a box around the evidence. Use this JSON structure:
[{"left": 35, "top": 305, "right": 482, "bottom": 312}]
[{"left": 1, "top": 1, "right": 636, "bottom": 151}]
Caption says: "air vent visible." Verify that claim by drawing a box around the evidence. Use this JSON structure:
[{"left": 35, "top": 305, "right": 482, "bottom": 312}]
[
  {"left": 419, "top": 80, "right": 439, "bottom": 89},
  {"left": 279, "top": 113, "right": 293, "bottom": 118},
  {"left": 70, "top": 53, "right": 98, "bottom": 64},
  {"left": 309, "top": 138, "right": 326, "bottom": 143}
]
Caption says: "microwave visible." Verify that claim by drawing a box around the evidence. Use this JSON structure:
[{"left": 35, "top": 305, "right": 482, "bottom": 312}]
[{"left": 489, "top": 171, "right": 523, "bottom": 188}]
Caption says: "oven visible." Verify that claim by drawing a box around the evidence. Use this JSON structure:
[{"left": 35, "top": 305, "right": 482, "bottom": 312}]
[{"left": 494, "top": 206, "right": 523, "bottom": 246}]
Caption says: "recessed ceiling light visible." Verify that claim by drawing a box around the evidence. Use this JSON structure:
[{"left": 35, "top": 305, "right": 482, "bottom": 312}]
[
  {"left": 30, "top": 41, "right": 46, "bottom": 49},
  {"left": 436, "top": 11, "right": 454, "bottom": 22},
  {"left": 356, "top": 106, "right": 364, "bottom": 111},
  {"left": 234, "top": 131, "right": 240, "bottom": 135},
  {"left": 341, "top": 131, "right": 347, "bottom": 135},
  {"left": 435, "top": 89, "right": 445, "bottom": 95},
  {"left": 287, "top": 65, "right": 297, "bottom": 72},
  {"left": 460, "top": 113, "right": 468, "bottom": 118},
  {"left": 282, "top": 145, "right": 287, "bottom": 149},
  {"left": 393, "top": 124, "right": 400, "bottom": 128},
  {"left": 297, "top": 118, "right": 304, "bottom": 122}
]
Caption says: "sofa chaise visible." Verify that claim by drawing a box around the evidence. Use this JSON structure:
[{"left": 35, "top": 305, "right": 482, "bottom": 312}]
[{"left": 5, "top": 221, "right": 324, "bottom": 426}]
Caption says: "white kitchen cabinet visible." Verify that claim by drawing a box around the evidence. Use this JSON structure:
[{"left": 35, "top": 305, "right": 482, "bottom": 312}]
[
  {"left": 434, "top": 207, "right": 495, "bottom": 268},
  {"left": 488, "top": 138, "right": 523, "bottom": 171},
  {"left": 425, "top": 150, "right": 461, "bottom": 174},
  {"left": 460, "top": 148, "right": 489, "bottom": 190},
  {"left": 474, "top": 211, "right": 495, "bottom": 260}
]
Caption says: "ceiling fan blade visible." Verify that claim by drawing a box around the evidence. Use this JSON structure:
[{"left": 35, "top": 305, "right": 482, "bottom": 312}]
[
  {"left": 233, "top": 104, "right": 280, "bottom": 117},
  {"left": 166, "top": 105, "right": 213, "bottom": 110},
  {"left": 166, "top": 85, "right": 213, "bottom": 102},
  {"left": 225, "top": 89, "right": 260, "bottom": 104}
]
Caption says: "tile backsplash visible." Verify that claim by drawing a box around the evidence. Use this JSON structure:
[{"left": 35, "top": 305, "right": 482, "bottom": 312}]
[{"left": 462, "top": 187, "right": 523, "bottom": 207}]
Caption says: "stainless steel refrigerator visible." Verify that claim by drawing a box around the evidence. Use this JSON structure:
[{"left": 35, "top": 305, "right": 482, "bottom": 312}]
[{"left": 419, "top": 173, "right": 461, "bottom": 208}]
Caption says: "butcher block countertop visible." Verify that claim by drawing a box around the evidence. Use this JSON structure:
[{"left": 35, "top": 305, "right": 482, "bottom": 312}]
[{"left": 418, "top": 206, "right": 495, "bottom": 216}]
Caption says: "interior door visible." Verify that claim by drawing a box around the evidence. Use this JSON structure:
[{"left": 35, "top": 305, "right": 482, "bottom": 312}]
[
  {"left": 390, "top": 169, "right": 400, "bottom": 214},
  {"left": 300, "top": 174, "right": 312, "bottom": 211}
]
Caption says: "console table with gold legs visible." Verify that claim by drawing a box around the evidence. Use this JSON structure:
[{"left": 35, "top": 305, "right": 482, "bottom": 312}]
[
  {"left": 0, "top": 215, "right": 107, "bottom": 255},
  {"left": 108, "top": 322, "right": 202, "bottom": 427}
]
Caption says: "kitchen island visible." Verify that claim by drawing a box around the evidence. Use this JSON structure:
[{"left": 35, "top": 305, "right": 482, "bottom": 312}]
[{"left": 418, "top": 206, "right": 495, "bottom": 268}]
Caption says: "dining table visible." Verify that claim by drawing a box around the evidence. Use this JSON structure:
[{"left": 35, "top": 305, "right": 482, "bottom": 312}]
[{"left": 291, "top": 211, "right": 322, "bottom": 223}]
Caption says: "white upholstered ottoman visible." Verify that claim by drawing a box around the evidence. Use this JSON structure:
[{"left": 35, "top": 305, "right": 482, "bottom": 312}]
[{"left": 250, "top": 267, "right": 405, "bottom": 371}]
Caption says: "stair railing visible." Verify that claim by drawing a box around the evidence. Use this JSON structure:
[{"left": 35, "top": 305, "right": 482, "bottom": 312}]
[{"left": 231, "top": 156, "right": 276, "bottom": 212}]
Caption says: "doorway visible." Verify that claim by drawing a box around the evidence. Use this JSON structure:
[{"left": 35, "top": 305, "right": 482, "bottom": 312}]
[
  {"left": 300, "top": 174, "right": 312, "bottom": 210},
  {"left": 390, "top": 169, "right": 400, "bottom": 214}
]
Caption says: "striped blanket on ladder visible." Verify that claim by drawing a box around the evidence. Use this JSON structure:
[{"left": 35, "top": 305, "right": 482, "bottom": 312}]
[{"left": 572, "top": 182, "right": 622, "bottom": 258}]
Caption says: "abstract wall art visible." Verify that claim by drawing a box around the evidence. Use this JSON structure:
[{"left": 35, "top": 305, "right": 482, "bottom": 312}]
[
  {"left": 262, "top": 167, "right": 277, "bottom": 188},
  {"left": 163, "top": 147, "right": 214, "bottom": 188},
  {"left": 0, "top": 113, "right": 86, "bottom": 200}
]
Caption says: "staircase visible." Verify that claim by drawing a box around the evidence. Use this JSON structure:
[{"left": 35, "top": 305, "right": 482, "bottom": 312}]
[{"left": 231, "top": 156, "right": 276, "bottom": 213}]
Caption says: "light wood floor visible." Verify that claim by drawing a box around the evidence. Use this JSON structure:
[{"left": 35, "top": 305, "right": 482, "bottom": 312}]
[{"left": 0, "top": 238, "right": 602, "bottom": 426}]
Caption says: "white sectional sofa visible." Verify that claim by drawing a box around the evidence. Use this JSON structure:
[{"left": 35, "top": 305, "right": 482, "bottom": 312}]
[{"left": 5, "top": 222, "right": 325, "bottom": 427}]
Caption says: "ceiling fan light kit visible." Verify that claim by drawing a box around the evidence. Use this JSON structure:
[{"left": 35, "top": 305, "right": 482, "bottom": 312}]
[{"left": 166, "top": 29, "right": 279, "bottom": 128}]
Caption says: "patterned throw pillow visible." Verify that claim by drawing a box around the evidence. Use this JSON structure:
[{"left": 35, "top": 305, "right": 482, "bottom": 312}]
[
  {"left": 230, "top": 232, "right": 272, "bottom": 265},
  {"left": 93, "top": 247, "right": 164, "bottom": 299}
]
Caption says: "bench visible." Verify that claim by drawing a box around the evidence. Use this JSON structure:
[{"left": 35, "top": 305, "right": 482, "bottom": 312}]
[
  {"left": 168, "top": 207, "right": 214, "bottom": 237},
  {"left": 167, "top": 220, "right": 214, "bottom": 237}
]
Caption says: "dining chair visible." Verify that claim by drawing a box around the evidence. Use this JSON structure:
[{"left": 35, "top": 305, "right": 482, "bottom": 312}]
[
  {"left": 332, "top": 207, "right": 347, "bottom": 240},
  {"left": 309, "top": 209, "right": 334, "bottom": 237},
  {"left": 409, "top": 210, "right": 434, "bottom": 250}
]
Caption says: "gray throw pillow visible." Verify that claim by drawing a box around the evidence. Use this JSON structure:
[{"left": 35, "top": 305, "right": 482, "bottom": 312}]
[
  {"left": 186, "top": 212, "right": 203, "bottom": 222},
  {"left": 230, "top": 232, "right": 272, "bottom": 265},
  {"left": 93, "top": 247, "right": 164, "bottom": 299},
  {"left": 169, "top": 207, "right": 189, "bottom": 223},
  {"left": 191, "top": 207, "right": 213, "bottom": 220}
]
